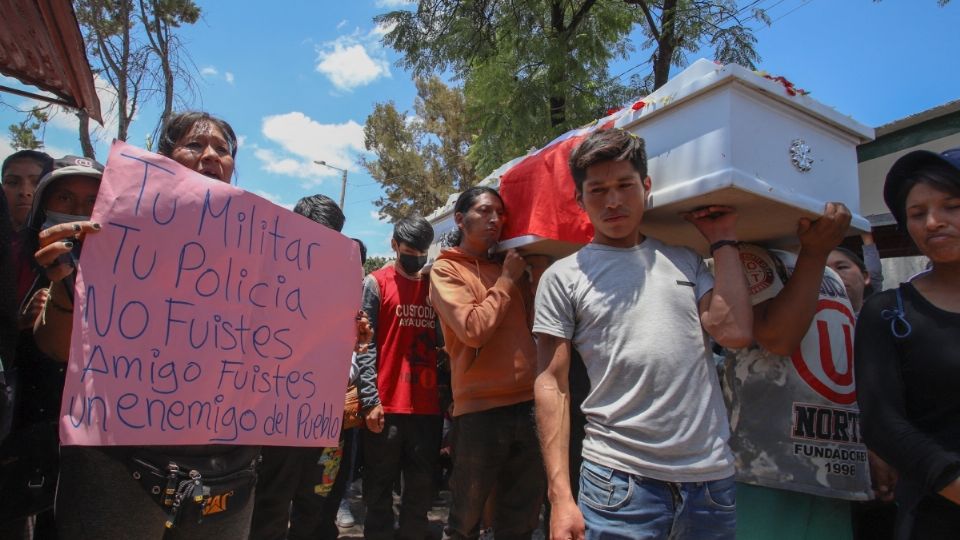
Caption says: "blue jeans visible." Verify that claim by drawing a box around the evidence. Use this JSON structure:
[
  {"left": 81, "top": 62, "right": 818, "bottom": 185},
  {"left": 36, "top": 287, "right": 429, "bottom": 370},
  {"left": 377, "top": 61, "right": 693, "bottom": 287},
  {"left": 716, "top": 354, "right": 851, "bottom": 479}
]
[{"left": 578, "top": 460, "right": 736, "bottom": 540}]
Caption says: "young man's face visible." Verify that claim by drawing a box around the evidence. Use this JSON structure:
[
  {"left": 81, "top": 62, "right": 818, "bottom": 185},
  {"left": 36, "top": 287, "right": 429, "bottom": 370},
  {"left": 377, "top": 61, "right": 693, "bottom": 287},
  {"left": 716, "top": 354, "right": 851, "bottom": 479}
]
[
  {"left": 392, "top": 239, "right": 428, "bottom": 275},
  {"left": 44, "top": 175, "right": 100, "bottom": 218},
  {"left": 2, "top": 158, "right": 44, "bottom": 230},
  {"left": 455, "top": 192, "right": 506, "bottom": 251},
  {"left": 576, "top": 159, "right": 650, "bottom": 248}
]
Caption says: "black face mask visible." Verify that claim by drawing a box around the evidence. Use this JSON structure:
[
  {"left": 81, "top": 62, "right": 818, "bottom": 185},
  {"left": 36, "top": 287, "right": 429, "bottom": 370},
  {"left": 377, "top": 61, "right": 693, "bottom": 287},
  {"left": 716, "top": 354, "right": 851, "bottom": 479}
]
[{"left": 399, "top": 253, "right": 428, "bottom": 274}]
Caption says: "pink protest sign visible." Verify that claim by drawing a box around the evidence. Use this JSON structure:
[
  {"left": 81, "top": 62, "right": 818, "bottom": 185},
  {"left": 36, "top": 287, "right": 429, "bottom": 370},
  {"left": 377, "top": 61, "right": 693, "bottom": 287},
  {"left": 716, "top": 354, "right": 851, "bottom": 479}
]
[{"left": 59, "top": 141, "right": 361, "bottom": 446}]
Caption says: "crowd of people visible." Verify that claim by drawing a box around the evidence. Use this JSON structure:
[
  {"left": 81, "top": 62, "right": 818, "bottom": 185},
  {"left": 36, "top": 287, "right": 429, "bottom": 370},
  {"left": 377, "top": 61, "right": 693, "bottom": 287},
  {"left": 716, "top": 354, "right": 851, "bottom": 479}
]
[{"left": 0, "top": 113, "right": 957, "bottom": 540}]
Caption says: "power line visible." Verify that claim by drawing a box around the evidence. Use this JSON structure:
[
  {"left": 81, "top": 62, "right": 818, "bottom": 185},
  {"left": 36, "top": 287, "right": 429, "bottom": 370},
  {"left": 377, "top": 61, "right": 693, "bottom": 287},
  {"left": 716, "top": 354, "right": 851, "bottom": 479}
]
[{"left": 770, "top": 0, "right": 815, "bottom": 24}]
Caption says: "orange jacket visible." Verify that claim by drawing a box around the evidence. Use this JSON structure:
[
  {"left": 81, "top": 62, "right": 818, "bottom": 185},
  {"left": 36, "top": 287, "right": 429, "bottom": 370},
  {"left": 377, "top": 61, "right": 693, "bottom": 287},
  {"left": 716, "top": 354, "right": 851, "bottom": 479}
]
[{"left": 429, "top": 248, "right": 537, "bottom": 416}]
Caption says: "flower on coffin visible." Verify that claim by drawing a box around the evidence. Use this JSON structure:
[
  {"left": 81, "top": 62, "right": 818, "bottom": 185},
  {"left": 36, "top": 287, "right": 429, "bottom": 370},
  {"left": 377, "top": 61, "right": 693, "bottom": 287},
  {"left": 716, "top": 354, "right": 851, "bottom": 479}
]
[
  {"left": 631, "top": 100, "right": 646, "bottom": 111},
  {"left": 753, "top": 70, "right": 810, "bottom": 97},
  {"left": 606, "top": 107, "right": 622, "bottom": 116}
]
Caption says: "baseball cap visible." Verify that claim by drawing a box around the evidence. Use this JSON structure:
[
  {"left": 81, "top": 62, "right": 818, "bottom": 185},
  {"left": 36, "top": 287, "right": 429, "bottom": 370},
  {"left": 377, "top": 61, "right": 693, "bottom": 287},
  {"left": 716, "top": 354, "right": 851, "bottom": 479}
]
[
  {"left": 883, "top": 147, "right": 960, "bottom": 228},
  {"left": 26, "top": 155, "right": 105, "bottom": 230}
]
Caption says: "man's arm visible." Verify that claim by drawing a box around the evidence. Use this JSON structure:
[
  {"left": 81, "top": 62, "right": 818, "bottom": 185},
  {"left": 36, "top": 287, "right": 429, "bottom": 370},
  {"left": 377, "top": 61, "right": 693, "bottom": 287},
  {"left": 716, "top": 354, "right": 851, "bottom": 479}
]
[
  {"left": 429, "top": 252, "right": 525, "bottom": 349},
  {"left": 753, "top": 202, "right": 851, "bottom": 355},
  {"left": 535, "top": 333, "right": 585, "bottom": 540},
  {"left": 684, "top": 206, "right": 753, "bottom": 348},
  {"left": 356, "top": 275, "right": 384, "bottom": 432}
]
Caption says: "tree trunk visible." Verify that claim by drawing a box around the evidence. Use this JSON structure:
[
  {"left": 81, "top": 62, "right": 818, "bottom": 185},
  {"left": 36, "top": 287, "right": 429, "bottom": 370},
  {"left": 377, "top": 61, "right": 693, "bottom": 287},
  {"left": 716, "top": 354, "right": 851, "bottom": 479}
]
[
  {"left": 652, "top": 0, "right": 678, "bottom": 89},
  {"left": 78, "top": 111, "right": 96, "bottom": 159}
]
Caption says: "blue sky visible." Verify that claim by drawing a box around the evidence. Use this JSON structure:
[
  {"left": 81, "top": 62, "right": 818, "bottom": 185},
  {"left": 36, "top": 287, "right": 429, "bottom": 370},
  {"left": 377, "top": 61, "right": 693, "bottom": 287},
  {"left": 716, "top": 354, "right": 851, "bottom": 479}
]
[{"left": 1, "top": 0, "right": 957, "bottom": 257}]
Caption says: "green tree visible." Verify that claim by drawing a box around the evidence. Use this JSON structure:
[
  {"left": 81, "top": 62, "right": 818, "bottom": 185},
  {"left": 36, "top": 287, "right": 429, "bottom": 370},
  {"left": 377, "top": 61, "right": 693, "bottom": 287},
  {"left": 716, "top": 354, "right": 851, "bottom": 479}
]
[
  {"left": 377, "top": 1, "right": 770, "bottom": 174},
  {"left": 361, "top": 76, "right": 479, "bottom": 221},
  {"left": 7, "top": 105, "right": 50, "bottom": 150},
  {"left": 364, "top": 256, "right": 393, "bottom": 275},
  {"left": 379, "top": 1, "right": 635, "bottom": 174},
  {"left": 76, "top": 0, "right": 151, "bottom": 158},
  {"left": 7, "top": 0, "right": 200, "bottom": 158},
  {"left": 137, "top": 0, "right": 202, "bottom": 139},
  {"left": 76, "top": 0, "right": 150, "bottom": 143},
  {"left": 626, "top": 0, "right": 769, "bottom": 90}
]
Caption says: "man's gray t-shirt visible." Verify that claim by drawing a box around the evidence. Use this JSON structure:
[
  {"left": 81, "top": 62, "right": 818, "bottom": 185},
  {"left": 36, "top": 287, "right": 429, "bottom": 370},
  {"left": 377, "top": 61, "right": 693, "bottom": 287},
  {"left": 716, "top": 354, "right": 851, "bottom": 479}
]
[{"left": 534, "top": 239, "right": 735, "bottom": 482}]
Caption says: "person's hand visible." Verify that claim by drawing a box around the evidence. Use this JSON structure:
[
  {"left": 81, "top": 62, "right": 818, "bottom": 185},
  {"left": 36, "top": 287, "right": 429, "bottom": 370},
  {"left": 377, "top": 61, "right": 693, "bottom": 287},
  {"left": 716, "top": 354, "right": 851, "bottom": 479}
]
[
  {"left": 355, "top": 310, "right": 372, "bottom": 353},
  {"left": 524, "top": 254, "right": 554, "bottom": 287},
  {"left": 549, "top": 498, "right": 586, "bottom": 540},
  {"left": 501, "top": 249, "right": 526, "bottom": 283},
  {"left": 861, "top": 231, "right": 875, "bottom": 246},
  {"left": 868, "top": 450, "right": 898, "bottom": 502},
  {"left": 683, "top": 205, "right": 738, "bottom": 244},
  {"left": 797, "top": 202, "right": 850, "bottom": 258},
  {"left": 34, "top": 221, "right": 101, "bottom": 283},
  {"left": 18, "top": 288, "right": 49, "bottom": 330},
  {"left": 364, "top": 403, "right": 385, "bottom": 433}
]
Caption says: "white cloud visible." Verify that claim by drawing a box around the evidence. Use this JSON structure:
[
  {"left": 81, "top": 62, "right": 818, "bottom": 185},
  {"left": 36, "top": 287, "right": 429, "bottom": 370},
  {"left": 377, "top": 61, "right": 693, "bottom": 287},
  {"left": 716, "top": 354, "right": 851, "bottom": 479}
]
[
  {"left": 370, "top": 21, "right": 397, "bottom": 37},
  {"left": 12, "top": 74, "right": 120, "bottom": 150},
  {"left": 42, "top": 143, "right": 78, "bottom": 159},
  {"left": 237, "top": 135, "right": 247, "bottom": 148},
  {"left": 201, "top": 66, "right": 234, "bottom": 85},
  {"left": 0, "top": 135, "right": 13, "bottom": 159},
  {"left": 369, "top": 210, "right": 389, "bottom": 223},
  {"left": 336, "top": 19, "right": 348, "bottom": 29},
  {"left": 315, "top": 41, "right": 390, "bottom": 91},
  {"left": 255, "top": 112, "right": 366, "bottom": 184},
  {"left": 253, "top": 189, "right": 295, "bottom": 211},
  {"left": 0, "top": 135, "right": 76, "bottom": 163},
  {"left": 375, "top": 0, "right": 415, "bottom": 7}
]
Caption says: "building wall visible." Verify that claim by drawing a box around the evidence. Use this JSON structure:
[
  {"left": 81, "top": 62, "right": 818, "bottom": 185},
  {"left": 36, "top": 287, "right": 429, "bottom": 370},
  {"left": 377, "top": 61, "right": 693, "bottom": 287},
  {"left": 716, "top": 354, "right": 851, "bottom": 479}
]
[{"left": 857, "top": 104, "right": 960, "bottom": 223}]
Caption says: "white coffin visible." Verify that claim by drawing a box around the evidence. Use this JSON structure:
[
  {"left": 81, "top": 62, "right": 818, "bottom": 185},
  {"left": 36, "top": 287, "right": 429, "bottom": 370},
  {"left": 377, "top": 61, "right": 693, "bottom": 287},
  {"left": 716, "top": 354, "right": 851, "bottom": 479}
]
[{"left": 428, "top": 59, "right": 875, "bottom": 258}]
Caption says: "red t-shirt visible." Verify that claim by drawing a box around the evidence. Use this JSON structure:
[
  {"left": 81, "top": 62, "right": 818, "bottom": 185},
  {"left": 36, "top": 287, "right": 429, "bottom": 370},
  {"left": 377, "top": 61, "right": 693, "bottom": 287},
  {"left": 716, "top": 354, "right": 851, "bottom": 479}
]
[{"left": 372, "top": 266, "right": 440, "bottom": 415}]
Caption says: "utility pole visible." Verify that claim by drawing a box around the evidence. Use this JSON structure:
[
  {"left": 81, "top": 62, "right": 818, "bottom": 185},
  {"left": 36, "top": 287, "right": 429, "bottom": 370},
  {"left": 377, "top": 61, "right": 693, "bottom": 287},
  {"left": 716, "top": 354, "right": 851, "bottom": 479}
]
[{"left": 313, "top": 160, "right": 348, "bottom": 208}]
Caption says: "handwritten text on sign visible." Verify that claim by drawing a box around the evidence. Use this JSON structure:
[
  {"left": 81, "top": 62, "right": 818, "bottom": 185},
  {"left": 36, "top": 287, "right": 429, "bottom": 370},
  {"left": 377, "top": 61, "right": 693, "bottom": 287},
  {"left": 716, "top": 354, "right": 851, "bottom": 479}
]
[{"left": 59, "top": 141, "right": 360, "bottom": 446}]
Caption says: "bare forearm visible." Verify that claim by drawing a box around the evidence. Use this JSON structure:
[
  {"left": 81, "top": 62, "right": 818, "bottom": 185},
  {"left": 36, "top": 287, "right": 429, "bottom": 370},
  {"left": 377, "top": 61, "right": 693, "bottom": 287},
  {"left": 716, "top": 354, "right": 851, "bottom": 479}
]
[
  {"left": 755, "top": 249, "right": 828, "bottom": 354},
  {"left": 535, "top": 371, "right": 575, "bottom": 504},
  {"left": 704, "top": 245, "right": 753, "bottom": 348}
]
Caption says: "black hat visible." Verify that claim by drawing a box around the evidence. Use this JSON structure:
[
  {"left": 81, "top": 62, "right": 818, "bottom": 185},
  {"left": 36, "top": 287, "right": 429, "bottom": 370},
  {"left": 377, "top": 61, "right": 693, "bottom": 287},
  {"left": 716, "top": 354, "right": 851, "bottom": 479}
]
[{"left": 884, "top": 147, "right": 960, "bottom": 227}]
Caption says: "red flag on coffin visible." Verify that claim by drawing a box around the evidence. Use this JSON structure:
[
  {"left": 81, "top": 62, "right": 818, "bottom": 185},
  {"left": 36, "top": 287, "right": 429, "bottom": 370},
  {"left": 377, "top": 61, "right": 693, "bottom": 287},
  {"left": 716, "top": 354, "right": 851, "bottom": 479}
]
[{"left": 498, "top": 119, "right": 617, "bottom": 245}]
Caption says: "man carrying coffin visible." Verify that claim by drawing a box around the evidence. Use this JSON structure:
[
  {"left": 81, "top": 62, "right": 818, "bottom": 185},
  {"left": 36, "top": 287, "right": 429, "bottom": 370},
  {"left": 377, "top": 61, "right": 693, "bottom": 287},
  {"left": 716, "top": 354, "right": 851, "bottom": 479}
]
[
  {"left": 721, "top": 203, "right": 873, "bottom": 539},
  {"left": 533, "top": 128, "right": 754, "bottom": 540}
]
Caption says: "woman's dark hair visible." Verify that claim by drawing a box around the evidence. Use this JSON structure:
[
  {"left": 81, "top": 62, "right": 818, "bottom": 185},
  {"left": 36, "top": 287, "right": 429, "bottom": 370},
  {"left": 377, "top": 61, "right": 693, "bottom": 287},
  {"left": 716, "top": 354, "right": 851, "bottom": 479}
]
[
  {"left": 891, "top": 163, "right": 960, "bottom": 229},
  {"left": 157, "top": 111, "right": 239, "bottom": 159},
  {"left": 569, "top": 128, "right": 647, "bottom": 193},
  {"left": 393, "top": 216, "right": 434, "bottom": 252},
  {"left": 449, "top": 186, "right": 503, "bottom": 246}
]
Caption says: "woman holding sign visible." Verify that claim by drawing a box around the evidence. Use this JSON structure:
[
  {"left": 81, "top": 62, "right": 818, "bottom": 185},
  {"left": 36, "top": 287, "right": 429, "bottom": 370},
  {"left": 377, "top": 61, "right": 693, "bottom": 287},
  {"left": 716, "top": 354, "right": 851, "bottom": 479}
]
[
  {"left": 36, "top": 112, "right": 265, "bottom": 539},
  {"left": 855, "top": 148, "right": 960, "bottom": 539}
]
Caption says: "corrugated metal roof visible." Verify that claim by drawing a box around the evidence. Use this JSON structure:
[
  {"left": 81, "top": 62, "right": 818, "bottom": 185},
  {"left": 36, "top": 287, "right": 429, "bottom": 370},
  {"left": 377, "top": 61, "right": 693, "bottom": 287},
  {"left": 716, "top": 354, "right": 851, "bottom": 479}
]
[{"left": 0, "top": 0, "right": 102, "bottom": 123}]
